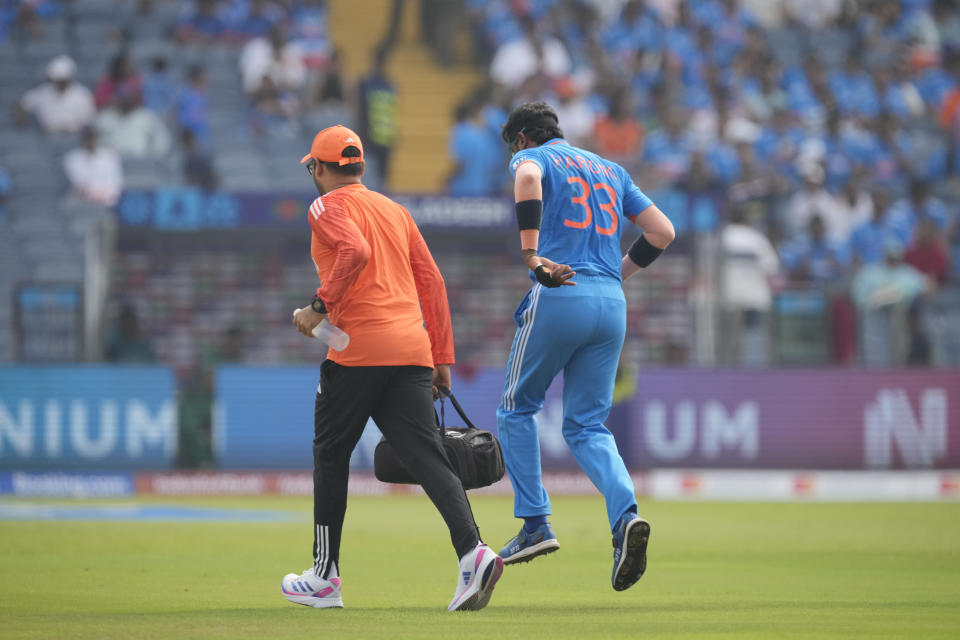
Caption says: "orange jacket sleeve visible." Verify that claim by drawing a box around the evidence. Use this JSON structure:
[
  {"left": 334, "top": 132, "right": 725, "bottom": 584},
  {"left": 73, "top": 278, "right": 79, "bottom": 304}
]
[
  {"left": 405, "top": 209, "right": 455, "bottom": 366},
  {"left": 309, "top": 197, "right": 371, "bottom": 307}
]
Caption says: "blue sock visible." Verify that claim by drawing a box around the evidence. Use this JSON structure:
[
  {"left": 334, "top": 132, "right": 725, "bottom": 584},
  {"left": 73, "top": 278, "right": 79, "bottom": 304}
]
[{"left": 523, "top": 515, "right": 548, "bottom": 533}]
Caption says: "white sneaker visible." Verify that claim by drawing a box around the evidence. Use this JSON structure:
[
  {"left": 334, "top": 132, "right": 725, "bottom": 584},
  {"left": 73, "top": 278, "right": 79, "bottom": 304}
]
[
  {"left": 448, "top": 543, "right": 504, "bottom": 612},
  {"left": 281, "top": 568, "right": 343, "bottom": 608}
]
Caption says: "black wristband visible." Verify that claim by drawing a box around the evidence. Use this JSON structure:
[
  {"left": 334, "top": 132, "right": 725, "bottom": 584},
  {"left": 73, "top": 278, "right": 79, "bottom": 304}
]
[
  {"left": 534, "top": 265, "right": 562, "bottom": 288},
  {"left": 515, "top": 199, "right": 543, "bottom": 231},
  {"left": 627, "top": 234, "right": 664, "bottom": 268},
  {"left": 311, "top": 296, "right": 327, "bottom": 314}
]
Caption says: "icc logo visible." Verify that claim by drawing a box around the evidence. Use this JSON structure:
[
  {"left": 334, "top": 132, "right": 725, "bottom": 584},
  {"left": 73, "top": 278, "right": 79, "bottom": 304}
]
[{"left": 864, "top": 389, "right": 947, "bottom": 468}]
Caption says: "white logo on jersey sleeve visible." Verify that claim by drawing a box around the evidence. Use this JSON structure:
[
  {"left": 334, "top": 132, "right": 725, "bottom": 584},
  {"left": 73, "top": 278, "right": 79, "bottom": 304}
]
[{"left": 309, "top": 197, "right": 326, "bottom": 220}]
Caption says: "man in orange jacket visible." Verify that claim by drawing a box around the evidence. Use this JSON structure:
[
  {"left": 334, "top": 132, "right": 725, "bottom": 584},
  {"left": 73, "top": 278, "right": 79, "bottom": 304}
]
[{"left": 282, "top": 125, "right": 503, "bottom": 612}]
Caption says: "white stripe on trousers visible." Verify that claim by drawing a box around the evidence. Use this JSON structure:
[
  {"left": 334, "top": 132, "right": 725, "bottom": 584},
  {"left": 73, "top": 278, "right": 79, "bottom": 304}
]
[
  {"left": 313, "top": 524, "right": 329, "bottom": 577},
  {"left": 503, "top": 284, "right": 542, "bottom": 411}
]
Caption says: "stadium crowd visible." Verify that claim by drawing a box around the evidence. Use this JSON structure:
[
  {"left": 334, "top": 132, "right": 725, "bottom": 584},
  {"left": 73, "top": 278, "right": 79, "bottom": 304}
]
[
  {"left": 453, "top": 0, "right": 960, "bottom": 273},
  {"left": 4, "top": 0, "right": 383, "bottom": 193},
  {"left": 444, "top": 0, "right": 960, "bottom": 366},
  {"left": 3, "top": 0, "right": 960, "bottom": 374}
]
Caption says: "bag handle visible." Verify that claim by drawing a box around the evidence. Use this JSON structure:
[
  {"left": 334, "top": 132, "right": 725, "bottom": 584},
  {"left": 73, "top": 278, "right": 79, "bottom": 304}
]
[{"left": 436, "top": 386, "right": 478, "bottom": 431}]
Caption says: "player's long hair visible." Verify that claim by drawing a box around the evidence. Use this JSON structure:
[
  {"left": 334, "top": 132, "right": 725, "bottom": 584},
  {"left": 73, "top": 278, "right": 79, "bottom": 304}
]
[{"left": 501, "top": 101, "right": 564, "bottom": 147}]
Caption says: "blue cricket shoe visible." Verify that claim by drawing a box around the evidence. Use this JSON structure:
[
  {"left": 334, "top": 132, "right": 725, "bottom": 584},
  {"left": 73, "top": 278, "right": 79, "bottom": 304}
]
[
  {"left": 611, "top": 512, "right": 650, "bottom": 591},
  {"left": 498, "top": 522, "right": 560, "bottom": 565}
]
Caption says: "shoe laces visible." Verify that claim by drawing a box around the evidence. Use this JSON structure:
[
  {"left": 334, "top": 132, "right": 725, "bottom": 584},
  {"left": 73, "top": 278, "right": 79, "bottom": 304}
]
[{"left": 294, "top": 568, "right": 328, "bottom": 585}]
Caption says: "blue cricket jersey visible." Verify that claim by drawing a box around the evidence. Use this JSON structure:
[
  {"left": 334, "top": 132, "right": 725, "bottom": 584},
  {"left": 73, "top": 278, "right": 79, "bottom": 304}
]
[{"left": 509, "top": 139, "right": 653, "bottom": 280}]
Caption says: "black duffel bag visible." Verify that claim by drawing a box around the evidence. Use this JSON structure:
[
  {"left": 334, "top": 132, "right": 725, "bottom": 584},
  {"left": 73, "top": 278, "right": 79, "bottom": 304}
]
[{"left": 374, "top": 386, "right": 505, "bottom": 490}]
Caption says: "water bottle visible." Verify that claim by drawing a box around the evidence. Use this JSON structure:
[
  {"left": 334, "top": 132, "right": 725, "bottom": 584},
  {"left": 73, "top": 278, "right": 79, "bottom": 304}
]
[{"left": 311, "top": 318, "right": 350, "bottom": 351}]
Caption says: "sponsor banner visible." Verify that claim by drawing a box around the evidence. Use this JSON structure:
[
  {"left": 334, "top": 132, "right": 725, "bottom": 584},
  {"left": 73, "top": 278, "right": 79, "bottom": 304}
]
[
  {"left": 213, "top": 365, "right": 580, "bottom": 470},
  {"left": 117, "top": 189, "right": 513, "bottom": 231},
  {"left": 136, "top": 471, "right": 392, "bottom": 497},
  {"left": 137, "top": 472, "right": 275, "bottom": 496},
  {"left": 0, "top": 502, "right": 301, "bottom": 522},
  {"left": 0, "top": 366, "right": 178, "bottom": 470},
  {"left": 649, "top": 470, "right": 960, "bottom": 501},
  {"left": 132, "top": 470, "right": 959, "bottom": 500},
  {"left": 0, "top": 471, "right": 134, "bottom": 497},
  {"left": 136, "top": 472, "right": 413, "bottom": 496},
  {"left": 215, "top": 366, "right": 960, "bottom": 471},
  {"left": 629, "top": 369, "right": 960, "bottom": 470},
  {"left": 134, "top": 471, "right": 642, "bottom": 497},
  {"left": 115, "top": 188, "right": 715, "bottom": 232}
]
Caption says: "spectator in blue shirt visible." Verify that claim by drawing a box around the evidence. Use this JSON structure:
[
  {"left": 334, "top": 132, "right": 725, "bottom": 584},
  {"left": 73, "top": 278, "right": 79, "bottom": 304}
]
[
  {"left": 859, "top": 2, "right": 910, "bottom": 59},
  {"left": 178, "top": 65, "right": 211, "bottom": 147},
  {"left": 873, "top": 66, "right": 924, "bottom": 120},
  {"left": 915, "top": 61, "right": 957, "bottom": 107},
  {"left": 643, "top": 110, "right": 693, "bottom": 186},
  {"left": 754, "top": 108, "right": 803, "bottom": 182},
  {"left": 0, "top": 5, "right": 14, "bottom": 43},
  {"left": 705, "top": 0, "right": 756, "bottom": 66},
  {"left": 783, "top": 57, "right": 827, "bottom": 124},
  {"left": 828, "top": 55, "right": 880, "bottom": 118},
  {"left": 603, "top": 0, "right": 664, "bottom": 60},
  {"left": 479, "top": 1, "right": 522, "bottom": 50},
  {"left": 706, "top": 142, "right": 741, "bottom": 186},
  {"left": 665, "top": 2, "right": 698, "bottom": 68},
  {"left": 888, "top": 179, "right": 953, "bottom": 237},
  {"left": 808, "top": 110, "right": 853, "bottom": 190},
  {"left": 177, "top": 0, "right": 225, "bottom": 43},
  {"left": 4, "top": 0, "right": 60, "bottom": 41},
  {"left": 446, "top": 98, "right": 501, "bottom": 197},
  {"left": 703, "top": 99, "right": 741, "bottom": 185},
  {"left": 872, "top": 112, "right": 947, "bottom": 183},
  {"left": 679, "top": 25, "right": 717, "bottom": 88},
  {"left": 849, "top": 188, "right": 911, "bottom": 265},
  {"left": 840, "top": 114, "right": 903, "bottom": 188},
  {"left": 780, "top": 215, "right": 851, "bottom": 284},
  {"left": 291, "top": 0, "right": 331, "bottom": 68},
  {"left": 225, "top": 0, "right": 284, "bottom": 42},
  {"left": 143, "top": 56, "right": 176, "bottom": 117}
]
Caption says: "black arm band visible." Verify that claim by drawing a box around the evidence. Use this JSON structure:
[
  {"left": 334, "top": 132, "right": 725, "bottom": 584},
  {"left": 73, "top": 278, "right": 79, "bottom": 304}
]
[
  {"left": 627, "top": 234, "right": 664, "bottom": 268},
  {"left": 515, "top": 199, "right": 543, "bottom": 231}
]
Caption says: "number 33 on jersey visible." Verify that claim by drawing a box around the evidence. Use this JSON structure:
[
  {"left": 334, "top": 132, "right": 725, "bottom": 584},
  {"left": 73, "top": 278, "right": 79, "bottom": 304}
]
[{"left": 510, "top": 139, "right": 653, "bottom": 280}]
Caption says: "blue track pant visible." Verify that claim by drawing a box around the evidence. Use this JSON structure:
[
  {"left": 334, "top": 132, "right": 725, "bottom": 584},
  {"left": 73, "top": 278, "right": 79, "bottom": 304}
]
[{"left": 496, "top": 276, "right": 637, "bottom": 532}]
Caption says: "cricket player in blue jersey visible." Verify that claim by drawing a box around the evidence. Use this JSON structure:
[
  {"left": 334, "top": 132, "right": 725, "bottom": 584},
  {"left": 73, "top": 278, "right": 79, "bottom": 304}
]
[{"left": 496, "top": 102, "right": 675, "bottom": 591}]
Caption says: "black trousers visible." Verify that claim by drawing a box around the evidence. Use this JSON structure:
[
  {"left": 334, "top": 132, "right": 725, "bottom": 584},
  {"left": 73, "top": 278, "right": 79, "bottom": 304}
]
[{"left": 311, "top": 361, "right": 481, "bottom": 578}]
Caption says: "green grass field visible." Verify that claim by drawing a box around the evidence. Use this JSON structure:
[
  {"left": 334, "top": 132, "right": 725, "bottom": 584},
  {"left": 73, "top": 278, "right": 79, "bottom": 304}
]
[{"left": 1, "top": 495, "right": 958, "bottom": 639}]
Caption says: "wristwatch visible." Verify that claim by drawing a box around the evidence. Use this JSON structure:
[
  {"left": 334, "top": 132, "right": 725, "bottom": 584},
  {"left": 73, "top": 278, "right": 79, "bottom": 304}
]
[{"left": 311, "top": 296, "right": 327, "bottom": 314}]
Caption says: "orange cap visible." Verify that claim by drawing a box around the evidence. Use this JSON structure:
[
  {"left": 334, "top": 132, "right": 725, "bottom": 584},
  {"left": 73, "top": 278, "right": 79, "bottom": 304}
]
[{"left": 300, "top": 125, "right": 365, "bottom": 166}]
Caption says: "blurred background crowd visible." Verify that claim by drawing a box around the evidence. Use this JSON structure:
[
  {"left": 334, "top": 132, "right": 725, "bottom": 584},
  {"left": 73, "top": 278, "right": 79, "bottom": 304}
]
[{"left": 2, "top": 0, "right": 960, "bottom": 464}]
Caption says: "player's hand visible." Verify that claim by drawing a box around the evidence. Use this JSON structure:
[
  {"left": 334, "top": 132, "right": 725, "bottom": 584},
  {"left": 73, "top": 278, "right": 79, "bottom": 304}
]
[
  {"left": 292, "top": 306, "right": 325, "bottom": 337},
  {"left": 432, "top": 364, "right": 451, "bottom": 400},
  {"left": 535, "top": 257, "right": 576, "bottom": 287}
]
